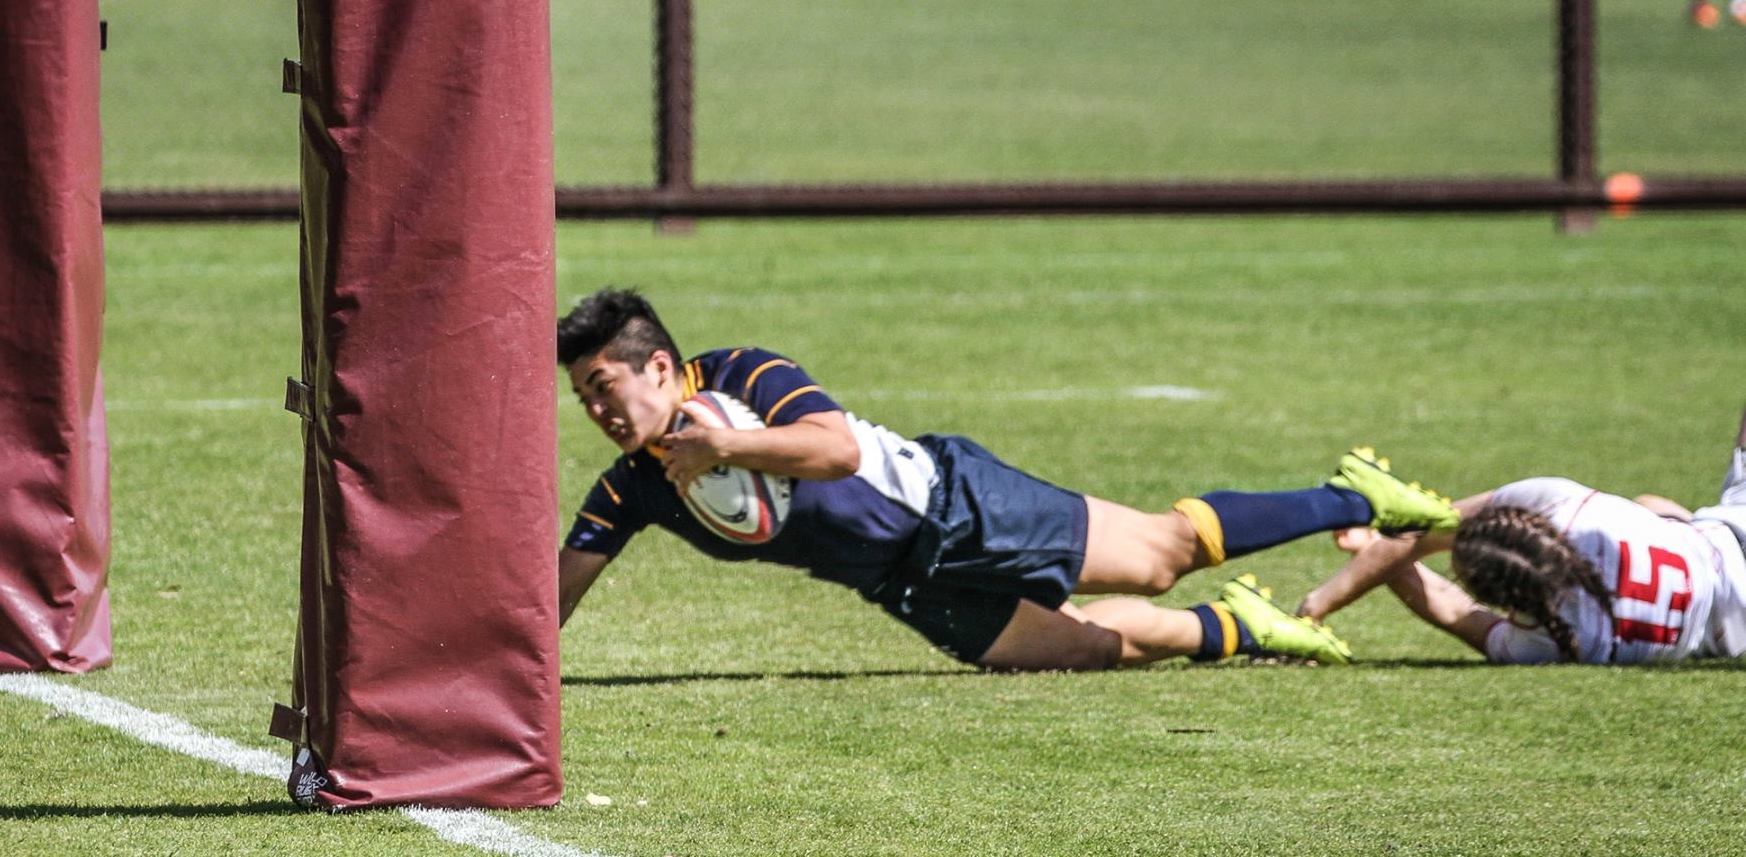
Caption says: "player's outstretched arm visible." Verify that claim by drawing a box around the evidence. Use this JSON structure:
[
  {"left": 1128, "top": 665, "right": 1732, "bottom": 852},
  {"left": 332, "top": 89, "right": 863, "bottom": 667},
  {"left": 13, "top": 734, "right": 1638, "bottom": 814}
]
[
  {"left": 559, "top": 548, "right": 612, "bottom": 627},
  {"left": 1297, "top": 532, "right": 1440, "bottom": 620},
  {"left": 1384, "top": 562, "right": 1503, "bottom": 655}
]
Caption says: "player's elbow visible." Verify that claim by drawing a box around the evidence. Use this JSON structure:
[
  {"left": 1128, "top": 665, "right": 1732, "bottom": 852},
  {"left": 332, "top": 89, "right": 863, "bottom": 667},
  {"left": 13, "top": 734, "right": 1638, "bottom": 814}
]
[
  {"left": 796, "top": 413, "right": 860, "bottom": 479},
  {"left": 820, "top": 437, "right": 860, "bottom": 480}
]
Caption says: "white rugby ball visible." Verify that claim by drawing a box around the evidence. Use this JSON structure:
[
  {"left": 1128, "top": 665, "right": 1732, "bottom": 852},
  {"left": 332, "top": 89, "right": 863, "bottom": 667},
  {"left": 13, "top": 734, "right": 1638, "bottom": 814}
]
[{"left": 670, "top": 391, "right": 793, "bottom": 544}]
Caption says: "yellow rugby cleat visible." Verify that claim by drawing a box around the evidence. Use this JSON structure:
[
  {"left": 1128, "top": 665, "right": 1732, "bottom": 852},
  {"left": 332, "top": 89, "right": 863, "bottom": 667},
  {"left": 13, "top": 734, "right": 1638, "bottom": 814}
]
[
  {"left": 1327, "top": 447, "right": 1459, "bottom": 535},
  {"left": 1218, "top": 574, "right": 1354, "bottom": 665}
]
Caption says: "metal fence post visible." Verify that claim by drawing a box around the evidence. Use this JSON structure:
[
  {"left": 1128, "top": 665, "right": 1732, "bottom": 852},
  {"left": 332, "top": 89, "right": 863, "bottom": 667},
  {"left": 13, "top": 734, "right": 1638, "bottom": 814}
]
[
  {"left": 1557, "top": 0, "right": 1598, "bottom": 234},
  {"left": 655, "top": 0, "right": 695, "bottom": 233}
]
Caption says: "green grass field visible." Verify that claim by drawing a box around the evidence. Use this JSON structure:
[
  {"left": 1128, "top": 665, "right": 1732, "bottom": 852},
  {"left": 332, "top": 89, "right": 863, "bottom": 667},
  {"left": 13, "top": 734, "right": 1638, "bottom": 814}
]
[
  {"left": 99, "top": 0, "right": 1746, "bottom": 187},
  {"left": 6, "top": 1, "right": 1746, "bottom": 855}
]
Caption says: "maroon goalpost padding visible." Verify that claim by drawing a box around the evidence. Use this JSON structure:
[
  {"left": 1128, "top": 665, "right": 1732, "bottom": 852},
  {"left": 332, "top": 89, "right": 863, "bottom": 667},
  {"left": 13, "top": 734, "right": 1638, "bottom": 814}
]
[
  {"left": 272, "top": 0, "right": 563, "bottom": 808},
  {"left": 0, "top": 0, "right": 112, "bottom": 674}
]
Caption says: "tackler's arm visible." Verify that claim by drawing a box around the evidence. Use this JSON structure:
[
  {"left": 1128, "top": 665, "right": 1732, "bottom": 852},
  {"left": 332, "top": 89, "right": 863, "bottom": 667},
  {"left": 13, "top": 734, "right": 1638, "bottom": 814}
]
[{"left": 1299, "top": 492, "right": 1491, "bottom": 621}]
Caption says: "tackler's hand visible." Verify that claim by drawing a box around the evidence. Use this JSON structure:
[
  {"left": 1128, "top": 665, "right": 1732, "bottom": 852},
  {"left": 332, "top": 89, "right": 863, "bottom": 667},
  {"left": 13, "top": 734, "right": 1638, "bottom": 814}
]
[{"left": 1295, "top": 588, "right": 1332, "bottom": 623}]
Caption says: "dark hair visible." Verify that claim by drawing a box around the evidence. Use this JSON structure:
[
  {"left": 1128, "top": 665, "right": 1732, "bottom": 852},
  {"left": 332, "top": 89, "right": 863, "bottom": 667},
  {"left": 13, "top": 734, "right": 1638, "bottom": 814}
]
[
  {"left": 1450, "top": 505, "right": 1614, "bottom": 662},
  {"left": 556, "top": 288, "right": 681, "bottom": 368}
]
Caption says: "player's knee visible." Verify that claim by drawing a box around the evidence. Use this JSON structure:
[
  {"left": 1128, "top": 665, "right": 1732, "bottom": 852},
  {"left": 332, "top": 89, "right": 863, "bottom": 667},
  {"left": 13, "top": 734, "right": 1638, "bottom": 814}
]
[{"left": 1143, "top": 557, "right": 1181, "bottom": 595}]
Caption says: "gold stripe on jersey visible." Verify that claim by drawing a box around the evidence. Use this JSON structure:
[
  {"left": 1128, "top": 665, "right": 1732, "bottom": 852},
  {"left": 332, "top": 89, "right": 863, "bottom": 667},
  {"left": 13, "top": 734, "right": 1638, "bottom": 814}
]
[
  {"left": 598, "top": 476, "right": 623, "bottom": 506},
  {"left": 682, "top": 360, "right": 702, "bottom": 400},
  {"left": 742, "top": 358, "right": 796, "bottom": 399},
  {"left": 1172, "top": 497, "right": 1226, "bottom": 567},
  {"left": 578, "top": 511, "right": 616, "bottom": 531},
  {"left": 764, "top": 385, "right": 822, "bottom": 424},
  {"left": 714, "top": 349, "right": 747, "bottom": 390}
]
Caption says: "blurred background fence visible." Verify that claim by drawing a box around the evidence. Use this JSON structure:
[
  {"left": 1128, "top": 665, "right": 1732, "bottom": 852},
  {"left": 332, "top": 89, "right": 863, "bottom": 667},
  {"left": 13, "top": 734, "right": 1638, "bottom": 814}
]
[{"left": 99, "top": 0, "right": 1746, "bottom": 222}]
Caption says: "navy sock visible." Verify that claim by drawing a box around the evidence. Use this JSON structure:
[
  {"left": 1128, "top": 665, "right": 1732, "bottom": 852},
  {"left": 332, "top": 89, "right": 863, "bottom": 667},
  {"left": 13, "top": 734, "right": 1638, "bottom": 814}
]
[
  {"left": 1189, "top": 602, "right": 1258, "bottom": 661},
  {"left": 1199, "top": 487, "right": 1371, "bottom": 560}
]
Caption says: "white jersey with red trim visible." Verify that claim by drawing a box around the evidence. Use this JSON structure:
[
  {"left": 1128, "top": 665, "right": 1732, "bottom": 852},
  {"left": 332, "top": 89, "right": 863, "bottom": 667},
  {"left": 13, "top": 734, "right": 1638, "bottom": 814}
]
[{"left": 1482, "top": 478, "right": 1745, "bottom": 665}]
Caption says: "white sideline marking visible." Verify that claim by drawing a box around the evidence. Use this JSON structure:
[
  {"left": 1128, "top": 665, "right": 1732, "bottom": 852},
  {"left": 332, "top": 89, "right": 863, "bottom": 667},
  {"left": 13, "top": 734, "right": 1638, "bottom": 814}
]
[
  {"left": 404, "top": 807, "right": 602, "bottom": 857},
  {"left": 0, "top": 673, "right": 599, "bottom": 857},
  {"left": 0, "top": 673, "right": 289, "bottom": 779},
  {"left": 107, "top": 385, "right": 1214, "bottom": 413},
  {"left": 1124, "top": 385, "right": 1216, "bottom": 401}
]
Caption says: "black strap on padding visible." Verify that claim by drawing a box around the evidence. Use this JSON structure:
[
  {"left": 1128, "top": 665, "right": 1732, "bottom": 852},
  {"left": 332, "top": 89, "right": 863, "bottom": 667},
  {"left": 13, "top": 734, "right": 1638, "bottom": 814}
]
[
  {"left": 284, "top": 377, "right": 313, "bottom": 421},
  {"left": 268, "top": 702, "right": 307, "bottom": 744}
]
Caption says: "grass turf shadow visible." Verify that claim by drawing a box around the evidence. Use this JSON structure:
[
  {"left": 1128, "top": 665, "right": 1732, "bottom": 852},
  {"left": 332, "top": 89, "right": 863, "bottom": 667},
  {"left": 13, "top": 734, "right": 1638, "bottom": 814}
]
[
  {"left": 1349, "top": 657, "right": 1746, "bottom": 671},
  {"left": 0, "top": 800, "right": 291, "bottom": 820},
  {"left": 564, "top": 667, "right": 974, "bottom": 687},
  {"left": 567, "top": 659, "right": 1746, "bottom": 683},
  {"left": 1348, "top": 658, "right": 1499, "bottom": 669}
]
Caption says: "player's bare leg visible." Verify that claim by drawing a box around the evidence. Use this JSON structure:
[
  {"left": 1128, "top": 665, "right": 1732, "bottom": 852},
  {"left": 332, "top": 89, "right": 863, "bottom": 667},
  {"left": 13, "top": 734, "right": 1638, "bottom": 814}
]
[
  {"left": 977, "top": 600, "right": 1122, "bottom": 670},
  {"left": 977, "top": 599, "right": 1200, "bottom": 670},
  {"left": 977, "top": 588, "right": 1352, "bottom": 670},
  {"left": 1072, "top": 496, "right": 1205, "bottom": 596},
  {"left": 1074, "top": 450, "right": 1457, "bottom": 601},
  {"left": 1074, "top": 598, "right": 1205, "bottom": 662}
]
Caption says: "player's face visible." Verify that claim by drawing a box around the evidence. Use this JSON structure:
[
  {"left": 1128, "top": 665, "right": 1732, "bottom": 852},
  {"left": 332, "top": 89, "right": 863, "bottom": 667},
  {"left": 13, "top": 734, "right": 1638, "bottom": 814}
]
[{"left": 569, "top": 351, "right": 680, "bottom": 453}]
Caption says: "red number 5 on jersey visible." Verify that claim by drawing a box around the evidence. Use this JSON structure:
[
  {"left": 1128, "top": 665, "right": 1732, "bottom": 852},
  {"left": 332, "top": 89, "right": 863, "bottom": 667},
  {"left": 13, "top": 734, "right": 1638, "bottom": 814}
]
[{"left": 1614, "top": 541, "right": 1693, "bottom": 646}]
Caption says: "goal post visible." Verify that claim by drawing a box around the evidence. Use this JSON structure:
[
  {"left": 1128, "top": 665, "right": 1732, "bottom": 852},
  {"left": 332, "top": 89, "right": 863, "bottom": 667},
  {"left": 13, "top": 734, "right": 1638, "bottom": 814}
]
[
  {"left": 274, "top": 0, "right": 563, "bottom": 809},
  {"left": 0, "top": 0, "right": 113, "bottom": 675}
]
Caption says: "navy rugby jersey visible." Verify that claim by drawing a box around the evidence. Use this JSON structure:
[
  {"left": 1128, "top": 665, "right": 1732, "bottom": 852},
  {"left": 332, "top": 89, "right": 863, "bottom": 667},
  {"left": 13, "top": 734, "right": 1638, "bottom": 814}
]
[{"left": 564, "top": 347, "right": 937, "bottom": 594}]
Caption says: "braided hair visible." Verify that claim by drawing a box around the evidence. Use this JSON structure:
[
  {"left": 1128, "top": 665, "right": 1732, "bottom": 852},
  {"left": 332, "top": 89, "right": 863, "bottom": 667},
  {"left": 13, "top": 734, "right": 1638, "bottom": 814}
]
[{"left": 1449, "top": 505, "right": 1614, "bottom": 662}]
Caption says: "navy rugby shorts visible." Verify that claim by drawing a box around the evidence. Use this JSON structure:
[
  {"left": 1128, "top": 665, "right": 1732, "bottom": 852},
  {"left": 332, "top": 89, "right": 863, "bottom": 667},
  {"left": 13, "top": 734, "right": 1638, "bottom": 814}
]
[{"left": 874, "top": 434, "right": 1089, "bottom": 664}]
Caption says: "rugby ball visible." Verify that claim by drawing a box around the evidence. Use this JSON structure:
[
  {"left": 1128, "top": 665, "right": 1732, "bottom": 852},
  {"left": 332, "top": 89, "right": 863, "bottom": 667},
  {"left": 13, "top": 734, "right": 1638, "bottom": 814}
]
[{"left": 670, "top": 391, "right": 792, "bottom": 544}]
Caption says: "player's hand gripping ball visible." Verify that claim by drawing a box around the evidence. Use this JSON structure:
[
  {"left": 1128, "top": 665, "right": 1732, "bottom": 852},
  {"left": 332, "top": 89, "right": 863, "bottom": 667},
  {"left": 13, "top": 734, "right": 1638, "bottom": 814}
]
[{"left": 669, "top": 391, "right": 793, "bottom": 544}]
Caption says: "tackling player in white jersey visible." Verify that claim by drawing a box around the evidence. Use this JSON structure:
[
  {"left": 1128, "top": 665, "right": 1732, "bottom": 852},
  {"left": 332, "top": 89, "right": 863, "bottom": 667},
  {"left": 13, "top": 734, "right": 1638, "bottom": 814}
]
[{"left": 1296, "top": 409, "right": 1746, "bottom": 664}]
